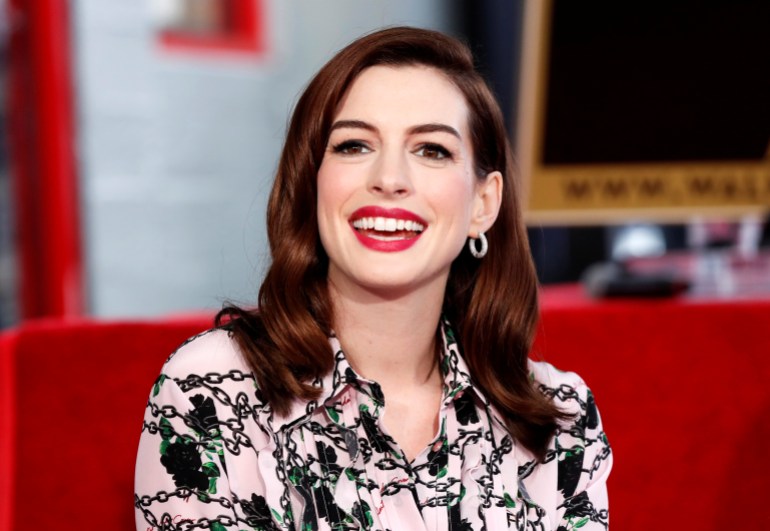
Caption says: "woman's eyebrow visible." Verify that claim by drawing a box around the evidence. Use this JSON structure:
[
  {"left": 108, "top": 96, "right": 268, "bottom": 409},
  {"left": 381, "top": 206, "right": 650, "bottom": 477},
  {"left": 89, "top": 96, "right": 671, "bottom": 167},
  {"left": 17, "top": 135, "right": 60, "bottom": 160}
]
[
  {"left": 408, "top": 123, "right": 461, "bottom": 139},
  {"left": 329, "top": 119, "right": 377, "bottom": 133}
]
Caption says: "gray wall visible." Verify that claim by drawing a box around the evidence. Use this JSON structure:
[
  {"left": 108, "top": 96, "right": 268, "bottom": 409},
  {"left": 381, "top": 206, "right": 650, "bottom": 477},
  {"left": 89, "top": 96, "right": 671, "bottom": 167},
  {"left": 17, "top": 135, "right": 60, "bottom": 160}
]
[{"left": 73, "top": 1, "right": 456, "bottom": 317}]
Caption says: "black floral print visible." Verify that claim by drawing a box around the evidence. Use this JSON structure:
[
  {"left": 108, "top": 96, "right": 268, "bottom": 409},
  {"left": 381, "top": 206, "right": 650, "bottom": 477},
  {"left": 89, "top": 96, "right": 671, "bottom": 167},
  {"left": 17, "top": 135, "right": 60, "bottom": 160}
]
[
  {"left": 241, "top": 493, "right": 281, "bottom": 531},
  {"left": 360, "top": 409, "right": 393, "bottom": 455},
  {"left": 159, "top": 441, "right": 208, "bottom": 491},
  {"left": 455, "top": 390, "right": 480, "bottom": 426},
  {"left": 189, "top": 394, "right": 218, "bottom": 435}
]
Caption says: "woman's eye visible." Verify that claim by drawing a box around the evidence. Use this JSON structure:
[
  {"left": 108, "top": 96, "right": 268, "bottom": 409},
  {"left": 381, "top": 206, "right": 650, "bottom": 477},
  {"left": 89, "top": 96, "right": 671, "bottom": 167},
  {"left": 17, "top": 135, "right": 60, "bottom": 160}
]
[
  {"left": 415, "top": 143, "right": 452, "bottom": 160},
  {"left": 332, "top": 140, "right": 371, "bottom": 155}
]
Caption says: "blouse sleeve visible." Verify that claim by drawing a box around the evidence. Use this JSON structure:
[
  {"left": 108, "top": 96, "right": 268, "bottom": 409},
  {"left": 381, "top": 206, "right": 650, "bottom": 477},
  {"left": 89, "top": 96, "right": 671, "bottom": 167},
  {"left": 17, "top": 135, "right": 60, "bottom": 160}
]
[
  {"left": 553, "top": 382, "right": 613, "bottom": 530},
  {"left": 134, "top": 371, "right": 240, "bottom": 531}
]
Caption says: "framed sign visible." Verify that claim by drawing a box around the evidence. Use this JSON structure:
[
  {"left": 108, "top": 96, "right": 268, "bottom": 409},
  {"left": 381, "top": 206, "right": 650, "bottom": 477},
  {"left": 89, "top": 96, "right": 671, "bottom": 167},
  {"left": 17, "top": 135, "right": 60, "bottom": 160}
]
[{"left": 517, "top": 0, "right": 770, "bottom": 223}]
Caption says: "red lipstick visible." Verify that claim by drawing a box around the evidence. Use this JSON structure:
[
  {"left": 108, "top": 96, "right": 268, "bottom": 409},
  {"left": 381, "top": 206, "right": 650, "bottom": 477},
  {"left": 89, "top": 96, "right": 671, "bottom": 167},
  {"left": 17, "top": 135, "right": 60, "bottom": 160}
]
[
  {"left": 349, "top": 206, "right": 427, "bottom": 252},
  {"left": 349, "top": 206, "right": 427, "bottom": 224}
]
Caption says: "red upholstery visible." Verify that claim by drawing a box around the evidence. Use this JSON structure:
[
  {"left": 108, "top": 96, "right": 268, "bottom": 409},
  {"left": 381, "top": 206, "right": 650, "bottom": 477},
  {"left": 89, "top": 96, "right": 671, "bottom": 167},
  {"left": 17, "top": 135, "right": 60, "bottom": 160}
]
[{"left": 1, "top": 287, "right": 769, "bottom": 529}]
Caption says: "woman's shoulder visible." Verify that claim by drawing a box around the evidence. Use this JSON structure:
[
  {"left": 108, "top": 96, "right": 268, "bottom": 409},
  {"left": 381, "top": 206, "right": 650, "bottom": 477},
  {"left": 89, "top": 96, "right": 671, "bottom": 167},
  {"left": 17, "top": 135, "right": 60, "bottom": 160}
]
[
  {"left": 527, "top": 359, "right": 593, "bottom": 414},
  {"left": 528, "top": 359, "right": 587, "bottom": 390},
  {"left": 161, "top": 327, "right": 252, "bottom": 380},
  {"left": 148, "top": 327, "right": 271, "bottom": 441}
]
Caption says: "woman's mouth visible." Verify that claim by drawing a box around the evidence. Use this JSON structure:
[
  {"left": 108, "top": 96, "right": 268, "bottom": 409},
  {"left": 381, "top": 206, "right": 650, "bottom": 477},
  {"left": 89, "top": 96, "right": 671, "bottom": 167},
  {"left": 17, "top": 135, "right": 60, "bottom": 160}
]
[
  {"left": 350, "top": 216, "right": 425, "bottom": 240},
  {"left": 348, "top": 207, "right": 427, "bottom": 251}
]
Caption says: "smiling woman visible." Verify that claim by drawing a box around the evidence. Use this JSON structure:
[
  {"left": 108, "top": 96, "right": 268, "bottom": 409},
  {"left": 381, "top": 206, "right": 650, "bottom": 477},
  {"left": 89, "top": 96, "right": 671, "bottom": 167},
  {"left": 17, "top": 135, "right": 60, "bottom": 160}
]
[{"left": 134, "top": 27, "right": 612, "bottom": 531}]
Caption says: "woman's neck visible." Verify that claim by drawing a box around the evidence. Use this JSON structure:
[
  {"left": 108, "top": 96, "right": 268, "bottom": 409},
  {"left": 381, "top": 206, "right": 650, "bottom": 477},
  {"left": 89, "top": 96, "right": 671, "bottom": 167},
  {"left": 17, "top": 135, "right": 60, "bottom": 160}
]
[{"left": 329, "top": 280, "right": 445, "bottom": 392}]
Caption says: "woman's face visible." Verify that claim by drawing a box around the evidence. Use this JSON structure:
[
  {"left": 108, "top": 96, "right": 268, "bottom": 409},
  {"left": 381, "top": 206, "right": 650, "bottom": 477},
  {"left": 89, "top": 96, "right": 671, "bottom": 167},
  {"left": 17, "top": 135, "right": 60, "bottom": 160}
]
[{"left": 317, "top": 65, "right": 500, "bottom": 298}]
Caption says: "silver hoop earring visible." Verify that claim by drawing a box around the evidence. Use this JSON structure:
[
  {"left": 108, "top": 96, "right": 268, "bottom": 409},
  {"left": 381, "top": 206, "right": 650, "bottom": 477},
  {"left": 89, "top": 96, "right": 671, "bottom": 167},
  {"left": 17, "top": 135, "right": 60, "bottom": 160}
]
[{"left": 468, "top": 232, "right": 488, "bottom": 259}]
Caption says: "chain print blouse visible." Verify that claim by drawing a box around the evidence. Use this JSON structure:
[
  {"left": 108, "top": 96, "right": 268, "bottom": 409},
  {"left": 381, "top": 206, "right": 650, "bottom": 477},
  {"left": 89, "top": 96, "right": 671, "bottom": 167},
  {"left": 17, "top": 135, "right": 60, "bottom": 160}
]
[{"left": 134, "top": 323, "right": 612, "bottom": 530}]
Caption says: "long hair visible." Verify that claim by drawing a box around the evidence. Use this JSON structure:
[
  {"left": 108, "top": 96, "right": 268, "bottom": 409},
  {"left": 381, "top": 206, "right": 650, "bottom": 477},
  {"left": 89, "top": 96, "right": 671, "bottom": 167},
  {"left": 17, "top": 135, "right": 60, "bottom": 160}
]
[{"left": 218, "top": 26, "right": 565, "bottom": 460}]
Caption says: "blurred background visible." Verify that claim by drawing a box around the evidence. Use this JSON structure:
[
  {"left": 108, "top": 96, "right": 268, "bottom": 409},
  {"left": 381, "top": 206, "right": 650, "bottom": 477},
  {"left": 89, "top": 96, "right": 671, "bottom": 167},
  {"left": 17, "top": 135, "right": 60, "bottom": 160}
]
[{"left": 0, "top": 0, "right": 768, "bottom": 327}]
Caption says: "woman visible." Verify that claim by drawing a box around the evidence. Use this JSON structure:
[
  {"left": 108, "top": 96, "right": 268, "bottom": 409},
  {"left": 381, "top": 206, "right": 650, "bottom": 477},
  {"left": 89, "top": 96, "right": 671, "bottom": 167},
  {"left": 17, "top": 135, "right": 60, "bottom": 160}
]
[{"left": 135, "top": 27, "right": 611, "bottom": 530}]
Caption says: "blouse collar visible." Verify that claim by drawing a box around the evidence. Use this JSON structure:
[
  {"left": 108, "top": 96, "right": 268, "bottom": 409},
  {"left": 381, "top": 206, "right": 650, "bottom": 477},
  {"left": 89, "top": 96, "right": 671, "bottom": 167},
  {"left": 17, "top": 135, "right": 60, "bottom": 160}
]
[{"left": 268, "top": 319, "right": 497, "bottom": 432}]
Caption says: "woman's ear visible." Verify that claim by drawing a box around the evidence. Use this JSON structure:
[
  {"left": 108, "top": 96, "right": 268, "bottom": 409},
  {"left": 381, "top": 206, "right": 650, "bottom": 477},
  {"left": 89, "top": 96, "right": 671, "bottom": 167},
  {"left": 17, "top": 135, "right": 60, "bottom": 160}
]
[{"left": 469, "top": 171, "right": 503, "bottom": 237}]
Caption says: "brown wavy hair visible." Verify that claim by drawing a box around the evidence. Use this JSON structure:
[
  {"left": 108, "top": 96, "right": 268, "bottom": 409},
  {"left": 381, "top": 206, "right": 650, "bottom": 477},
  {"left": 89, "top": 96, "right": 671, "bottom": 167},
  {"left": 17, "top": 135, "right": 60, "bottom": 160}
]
[{"left": 217, "top": 26, "right": 565, "bottom": 460}]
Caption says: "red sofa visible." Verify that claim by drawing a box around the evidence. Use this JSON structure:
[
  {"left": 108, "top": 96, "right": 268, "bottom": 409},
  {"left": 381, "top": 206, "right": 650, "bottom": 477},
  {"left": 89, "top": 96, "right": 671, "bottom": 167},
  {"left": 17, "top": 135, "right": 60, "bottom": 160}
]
[{"left": 1, "top": 286, "right": 769, "bottom": 529}]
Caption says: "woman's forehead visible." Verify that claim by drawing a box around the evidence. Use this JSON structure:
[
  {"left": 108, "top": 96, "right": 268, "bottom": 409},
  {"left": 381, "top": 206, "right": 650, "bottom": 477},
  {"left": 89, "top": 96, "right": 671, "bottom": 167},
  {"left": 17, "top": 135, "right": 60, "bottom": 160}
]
[{"left": 331, "top": 65, "right": 470, "bottom": 134}]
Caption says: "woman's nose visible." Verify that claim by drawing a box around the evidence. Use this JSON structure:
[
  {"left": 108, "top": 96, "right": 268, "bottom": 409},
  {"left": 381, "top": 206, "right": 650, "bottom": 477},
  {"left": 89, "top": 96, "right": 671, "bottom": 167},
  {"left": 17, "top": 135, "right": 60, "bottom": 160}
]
[{"left": 367, "top": 149, "right": 413, "bottom": 197}]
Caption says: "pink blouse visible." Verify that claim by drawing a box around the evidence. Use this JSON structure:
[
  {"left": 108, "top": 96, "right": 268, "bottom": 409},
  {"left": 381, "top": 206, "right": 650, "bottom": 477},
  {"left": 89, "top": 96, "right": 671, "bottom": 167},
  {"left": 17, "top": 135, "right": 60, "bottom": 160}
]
[{"left": 135, "top": 324, "right": 611, "bottom": 530}]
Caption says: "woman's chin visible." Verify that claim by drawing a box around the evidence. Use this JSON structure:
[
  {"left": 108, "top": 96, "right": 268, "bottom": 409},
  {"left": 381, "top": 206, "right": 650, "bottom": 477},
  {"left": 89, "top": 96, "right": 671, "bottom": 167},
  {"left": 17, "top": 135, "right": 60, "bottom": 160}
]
[{"left": 327, "top": 265, "right": 450, "bottom": 301}]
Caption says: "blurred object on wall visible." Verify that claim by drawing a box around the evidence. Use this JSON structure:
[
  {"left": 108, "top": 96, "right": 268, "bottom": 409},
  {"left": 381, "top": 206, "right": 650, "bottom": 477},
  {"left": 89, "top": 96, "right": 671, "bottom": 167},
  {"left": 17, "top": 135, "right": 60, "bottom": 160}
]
[
  {"left": 150, "top": 0, "right": 263, "bottom": 55},
  {"left": 151, "top": 0, "right": 226, "bottom": 34}
]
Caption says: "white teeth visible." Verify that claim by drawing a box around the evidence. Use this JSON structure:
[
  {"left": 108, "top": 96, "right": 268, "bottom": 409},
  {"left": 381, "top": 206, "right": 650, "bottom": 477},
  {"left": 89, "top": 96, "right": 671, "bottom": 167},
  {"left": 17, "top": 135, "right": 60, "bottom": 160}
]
[
  {"left": 368, "top": 233, "right": 408, "bottom": 241},
  {"left": 350, "top": 216, "right": 425, "bottom": 233}
]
